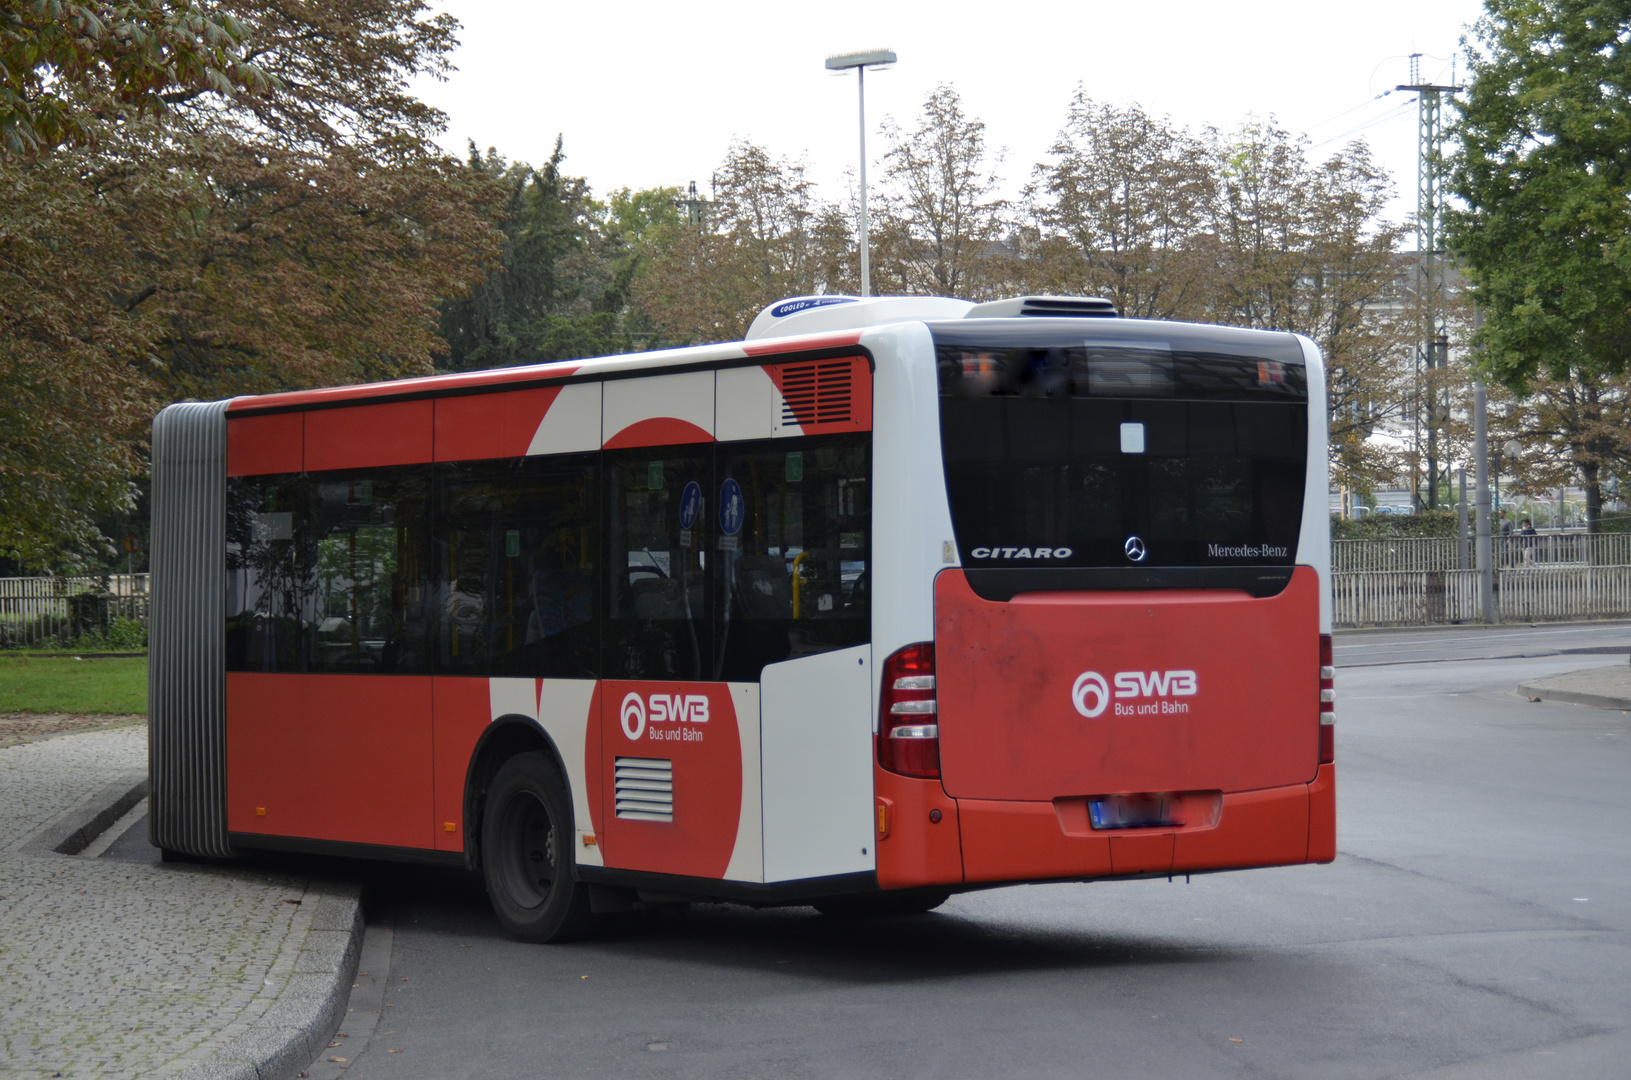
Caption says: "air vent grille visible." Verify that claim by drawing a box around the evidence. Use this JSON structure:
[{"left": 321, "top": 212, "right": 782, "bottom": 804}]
[
  {"left": 964, "top": 295, "right": 1119, "bottom": 319},
  {"left": 614, "top": 757, "right": 673, "bottom": 822},
  {"left": 779, "top": 360, "right": 853, "bottom": 427}
]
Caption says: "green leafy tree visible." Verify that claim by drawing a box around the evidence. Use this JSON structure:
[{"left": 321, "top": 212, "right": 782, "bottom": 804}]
[
  {"left": 437, "top": 139, "right": 650, "bottom": 371},
  {"left": 0, "top": 0, "right": 269, "bottom": 155},
  {"left": 1446, "top": 0, "right": 1631, "bottom": 529}
]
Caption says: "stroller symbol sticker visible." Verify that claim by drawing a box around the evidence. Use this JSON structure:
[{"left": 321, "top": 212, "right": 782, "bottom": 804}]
[
  {"left": 719, "top": 478, "right": 744, "bottom": 536},
  {"left": 679, "top": 481, "right": 702, "bottom": 531}
]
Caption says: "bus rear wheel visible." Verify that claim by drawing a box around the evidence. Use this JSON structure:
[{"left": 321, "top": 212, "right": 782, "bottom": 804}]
[{"left": 481, "top": 752, "right": 596, "bottom": 943}]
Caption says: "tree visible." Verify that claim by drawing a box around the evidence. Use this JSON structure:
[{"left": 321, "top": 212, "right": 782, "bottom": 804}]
[
  {"left": 1446, "top": 0, "right": 1631, "bottom": 529},
  {"left": 1202, "top": 121, "right": 1414, "bottom": 492},
  {"left": 0, "top": 0, "right": 269, "bottom": 156},
  {"left": 876, "top": 85, "right": 1007, "bottom": 298},
  {"left": 437, "top": 139, "right": 653, "bottom": 371},
  {"left": 1487, "top": 375, "right": 1631, "bottom": 525},
  {"left": 0, "top": 0, "right": 504, "bottom": 567},
  {"left": 634, "top": 139, "right": 832, "bottom": 343},
  {"left": 1024, "top": 92, "right": 1214, "bottom": 320}
]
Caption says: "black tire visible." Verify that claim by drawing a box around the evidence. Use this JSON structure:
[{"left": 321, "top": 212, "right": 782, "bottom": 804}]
[
  {"left": 481, "top": 752, "right": 597, "bottom": 943},
  {"left": 814, "top": 889, "right": 951, "bottom": 919}
]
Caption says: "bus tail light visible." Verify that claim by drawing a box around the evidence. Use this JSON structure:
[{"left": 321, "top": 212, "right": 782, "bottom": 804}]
[
  {"left": 1319, "top": 633, "right": 1335, "bottom": 764},
  {"left": 878, "top": 643, "right": 940, "bottom": 779}
]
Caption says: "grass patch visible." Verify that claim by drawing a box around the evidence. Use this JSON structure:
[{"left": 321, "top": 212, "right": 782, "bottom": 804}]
[{"left": 0, "top": 654, "right": 147, "bottom": 714}]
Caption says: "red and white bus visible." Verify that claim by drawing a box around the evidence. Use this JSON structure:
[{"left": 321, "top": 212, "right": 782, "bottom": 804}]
[{"left": 148, "top": 293, "right": 1335, "bottom": 941}]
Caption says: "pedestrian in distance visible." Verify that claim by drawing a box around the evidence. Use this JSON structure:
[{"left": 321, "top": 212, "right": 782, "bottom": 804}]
[{"left": 1519, "top": 517, "right": 1538, "bottom": 566}]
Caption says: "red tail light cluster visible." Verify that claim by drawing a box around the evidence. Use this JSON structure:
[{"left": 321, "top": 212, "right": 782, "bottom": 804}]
[
  {"left": 878, "top": 643, "right": 940, "bottom": 779},
  {"left": 1318, "top": 633, "right": 1335, "bottom": 764}
]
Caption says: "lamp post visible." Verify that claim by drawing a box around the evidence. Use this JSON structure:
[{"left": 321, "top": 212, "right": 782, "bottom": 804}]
[{"left": 825, "top": 48, "right": 896, "bottom": 297}]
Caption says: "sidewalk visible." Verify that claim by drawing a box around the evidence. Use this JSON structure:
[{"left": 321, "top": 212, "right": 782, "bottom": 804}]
[
  {"left": 0, "top": 725, "right": 362, "bottom": 1080},
  {"left": 1518, "top": 663, "right": 1631, "bottom": 711}
]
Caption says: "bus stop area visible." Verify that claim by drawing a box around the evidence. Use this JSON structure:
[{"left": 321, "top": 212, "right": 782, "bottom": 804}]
[
  {"left": 3, "top": 626, "right": 1631, "bottom": 1080},
  {"left": 0, "top": 723, "right": 363, "bottom": 1080}
]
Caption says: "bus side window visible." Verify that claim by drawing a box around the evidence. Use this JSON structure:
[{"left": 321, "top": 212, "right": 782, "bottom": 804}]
[
  {"left": 225, "top": 474, "right": 304, "bottom": 673},
  {"left": 604, "top": 450, "right": 711, "bottom": 681},
  {"left": 436, "top": 456, "right": 600, "bottom": 679},
  {"left": 302, "top": 466, "right": 433, "bottom": 675},
  {"left": 714, "top": 434, "right": 871, "bottom": 682}
]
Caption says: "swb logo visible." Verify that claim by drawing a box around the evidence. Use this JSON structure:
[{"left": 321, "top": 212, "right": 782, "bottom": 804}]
[
  {"left": 1071, "top": 669, "right": 1199, "bottom": 718},
  {"left": 620, "top": 691, "right": 711, "bottom": 740}
]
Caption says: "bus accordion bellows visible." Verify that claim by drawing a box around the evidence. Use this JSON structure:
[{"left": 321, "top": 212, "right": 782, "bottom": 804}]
[{"left": 147, "top": 293, "right": 1335, "bottom": 941}]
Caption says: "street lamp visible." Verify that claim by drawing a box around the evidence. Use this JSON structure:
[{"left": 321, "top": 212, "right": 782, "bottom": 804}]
[{"left": 825, "top": 48, "right": 896, "bottom": 298}]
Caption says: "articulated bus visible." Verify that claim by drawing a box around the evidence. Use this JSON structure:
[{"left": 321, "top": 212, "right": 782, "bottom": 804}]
[{"left": 148, "top": 293, "right": 1335, "bottom": 941}]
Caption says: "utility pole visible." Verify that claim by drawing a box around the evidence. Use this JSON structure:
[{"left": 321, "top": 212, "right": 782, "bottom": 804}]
[
  {"left": 677, "top": 181, "right": 707, "bottom": 228},
  {"left": 1399, "top": 54, "right": 1461, "bottom": 510}
]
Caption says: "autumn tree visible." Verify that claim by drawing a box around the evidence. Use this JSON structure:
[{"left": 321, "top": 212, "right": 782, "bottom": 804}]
[
  {"left": 634, "top": 139, "right": 841, "bottom": 343},
  {"left": 1199, "top": 121, "right": 1413, "bottom": 491},
  {"left": 1485, "top": 376, "right": 1631, "bottom": 521},
  {"left": 1023, "top": 93, "right": 1214, "bottom": 319},
  {"left": 0, "top": 0, "right": 504, "bottom": 567},
  {"left": 874, "top": 85, "right": 1007, "bottom": 298}
]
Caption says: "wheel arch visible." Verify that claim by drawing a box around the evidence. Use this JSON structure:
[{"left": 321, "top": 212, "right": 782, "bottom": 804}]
[{"left": 463, "top": 715, "right": 568, "bottom": 871}]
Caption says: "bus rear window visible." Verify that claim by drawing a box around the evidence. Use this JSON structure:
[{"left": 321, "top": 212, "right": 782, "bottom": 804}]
[{"left": 934, "top": 328, "right": 1307, "bottom": 570}]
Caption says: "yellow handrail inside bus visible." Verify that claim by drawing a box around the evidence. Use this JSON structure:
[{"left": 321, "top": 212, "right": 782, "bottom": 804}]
[{"left": 791, "top": 550, "right": 809, "bottom": 619}]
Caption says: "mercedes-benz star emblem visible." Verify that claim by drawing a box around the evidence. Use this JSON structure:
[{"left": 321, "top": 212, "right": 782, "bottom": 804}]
[{"left": 1124, "top": 536, "right": 1147, "bottom": 562}]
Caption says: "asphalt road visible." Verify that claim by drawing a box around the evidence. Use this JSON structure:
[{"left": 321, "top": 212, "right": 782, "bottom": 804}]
[{"left": 105, "top": 626, "right": 1631, "bottom": 1078}]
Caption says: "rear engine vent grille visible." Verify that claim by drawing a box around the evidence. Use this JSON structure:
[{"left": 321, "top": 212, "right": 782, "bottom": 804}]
[
  {"left": 964, "top": 295, "right": 1119, "bottom": 319},
  {"left": 779, "top": 360, "right": 853, "bottom": 427},
  {"left": 614, "top": 757, "right": 673, "bottom": 822}
]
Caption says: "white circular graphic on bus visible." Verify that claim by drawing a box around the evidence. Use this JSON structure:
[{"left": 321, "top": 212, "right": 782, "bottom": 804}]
[
  {"left": 620, "top": 692, "right": 647, "bottom": 740},
  {"left": 1071, "top": 671, "right": 1110, "bottom": 718}
]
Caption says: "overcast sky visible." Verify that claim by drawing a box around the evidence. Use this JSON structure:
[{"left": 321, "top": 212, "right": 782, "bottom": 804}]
[{"left": 408, "top": 0, "right": 1489, "bottom": 228}]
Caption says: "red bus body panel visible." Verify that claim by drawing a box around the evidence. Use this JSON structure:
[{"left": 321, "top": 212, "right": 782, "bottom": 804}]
[
  {"left": 226, "top": 673, "right": 434, "bottom": 849},
  {"left": 934, "top": 567, "right": 1321, "bottom": 802},
  {"left": 227, "top": 412, "right": 303, "bottom": 477},
  {"left": 305, "top": 400, "right": 433, "bottom": 472},
  {"left": 433, "top": 386, "right": 565, "bottom": 463}
]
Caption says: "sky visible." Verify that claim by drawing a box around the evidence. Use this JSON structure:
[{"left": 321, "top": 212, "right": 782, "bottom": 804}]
[{"left": 407, "top": 0, "right": 1489, "bottom": 227}]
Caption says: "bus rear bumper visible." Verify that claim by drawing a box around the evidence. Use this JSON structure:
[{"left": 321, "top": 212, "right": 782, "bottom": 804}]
[{"left": 876, "top": 764, "right": 1336, "bottom": 889}]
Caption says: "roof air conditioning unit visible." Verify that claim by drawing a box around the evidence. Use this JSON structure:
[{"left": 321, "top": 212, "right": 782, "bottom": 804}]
[{"left": 963, "top": 295, "right": 1119, "bottom": 319}]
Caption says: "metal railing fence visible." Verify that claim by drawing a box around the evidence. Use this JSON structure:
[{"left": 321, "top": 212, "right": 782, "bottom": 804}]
[
  {"left": 1333, "top": 532, "right": 1631, "bottom": 572},
  {"left": 1333, "top": 565, "right": 1631, "bottom": 627},
  {"left": 0, "top": 574, "right": 150, "bottom": 649}
]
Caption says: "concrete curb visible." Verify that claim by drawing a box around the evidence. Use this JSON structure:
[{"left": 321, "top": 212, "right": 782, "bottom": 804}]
[
  {"left": 19, "top": 770, "right": 147, "bottom": 855},
  {"left": 1517, "top": 681, "right": 1631, "bottom": 711},
  {"left": 15, "top": 768, "right": 366, "bottom": 1080},
  {"left": 177, "top": 884, "right": 365, "bottom": 1080}
]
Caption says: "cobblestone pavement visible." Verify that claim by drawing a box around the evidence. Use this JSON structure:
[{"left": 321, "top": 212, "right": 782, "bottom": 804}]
[{"left": 0, "top": 727, "right": 360, "bottom": 1080}]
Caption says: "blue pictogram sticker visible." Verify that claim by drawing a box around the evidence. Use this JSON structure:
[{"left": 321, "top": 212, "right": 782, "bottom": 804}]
[
  {"left": 719, "top": 478, "right": 745, "bottom": 536},
  {"left": 770, "top": 296, "right": 857, "bottom": 319},
  {"left": 679, "top": 481, "right": 702, "bottom": 531}
]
